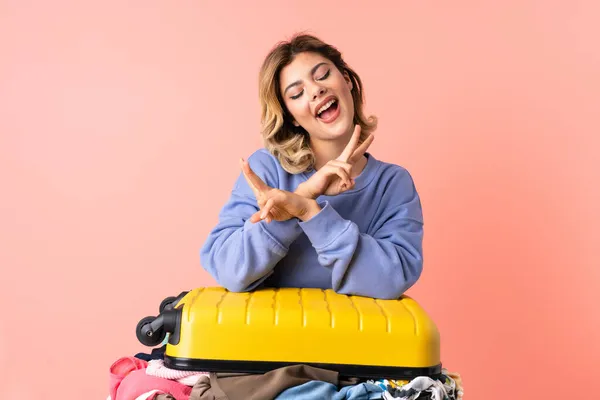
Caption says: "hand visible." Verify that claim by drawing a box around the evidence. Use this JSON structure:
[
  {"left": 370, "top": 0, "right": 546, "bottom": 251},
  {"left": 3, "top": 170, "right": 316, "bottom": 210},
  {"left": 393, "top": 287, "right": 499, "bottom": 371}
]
[
  {"left": 296, "top": 125, "right": 374, "bottom": 199},
  {"left": 240, "top": 158, "right": 321, "bottom": 223}
]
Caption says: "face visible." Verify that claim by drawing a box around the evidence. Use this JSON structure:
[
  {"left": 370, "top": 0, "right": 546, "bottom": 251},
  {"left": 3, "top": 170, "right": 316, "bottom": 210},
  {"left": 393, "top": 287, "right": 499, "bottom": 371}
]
[{"left": 279, "top": 52, "right": 355, "bottom": 143}]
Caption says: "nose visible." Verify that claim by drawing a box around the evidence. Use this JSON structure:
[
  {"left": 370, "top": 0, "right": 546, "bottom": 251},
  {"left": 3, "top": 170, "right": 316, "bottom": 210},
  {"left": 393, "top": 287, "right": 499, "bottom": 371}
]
[{"left": 311, "top": 85, "right": 327, "bottom": 101}]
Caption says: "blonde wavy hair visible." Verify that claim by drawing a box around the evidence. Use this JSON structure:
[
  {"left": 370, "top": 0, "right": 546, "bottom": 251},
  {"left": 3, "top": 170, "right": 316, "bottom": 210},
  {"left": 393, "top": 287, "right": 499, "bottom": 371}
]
[{"left": 258, "top": 33, "right": 378, "bottom": 174}]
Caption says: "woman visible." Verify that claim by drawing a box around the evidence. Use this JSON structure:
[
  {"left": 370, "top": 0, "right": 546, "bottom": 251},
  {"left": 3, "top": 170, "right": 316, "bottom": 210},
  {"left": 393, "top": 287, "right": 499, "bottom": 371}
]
[{"left": 200, "top": 34, "right": 424, "bottom": 300}]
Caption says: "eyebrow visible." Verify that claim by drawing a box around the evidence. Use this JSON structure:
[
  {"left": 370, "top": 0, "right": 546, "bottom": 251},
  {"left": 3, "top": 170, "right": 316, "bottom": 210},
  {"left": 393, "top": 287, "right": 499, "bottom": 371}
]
[{"left": 283, "top": 62, "right": 329, "bottom": 96}]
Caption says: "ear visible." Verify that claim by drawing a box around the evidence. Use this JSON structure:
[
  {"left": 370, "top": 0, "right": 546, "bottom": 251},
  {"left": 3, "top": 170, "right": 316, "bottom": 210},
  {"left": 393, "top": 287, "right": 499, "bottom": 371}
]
[{"left": 343, "top": 71, "right": 353, "bottom": 91}]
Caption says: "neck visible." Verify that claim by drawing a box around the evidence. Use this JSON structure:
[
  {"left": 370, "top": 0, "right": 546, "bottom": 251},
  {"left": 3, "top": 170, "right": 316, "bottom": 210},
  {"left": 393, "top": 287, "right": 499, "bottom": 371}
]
[{"left": 311, "top": 139, "right": 346, "bottom": 170}]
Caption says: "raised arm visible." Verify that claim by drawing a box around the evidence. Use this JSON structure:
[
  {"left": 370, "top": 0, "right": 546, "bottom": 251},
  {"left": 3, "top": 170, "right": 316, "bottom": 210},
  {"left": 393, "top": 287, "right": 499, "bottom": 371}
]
[
  {"left": 199, "top": 152, "right": 304, "bottom": 292},
  {"left": 298, "top": 168, "right": 424, "bottom": 299}
]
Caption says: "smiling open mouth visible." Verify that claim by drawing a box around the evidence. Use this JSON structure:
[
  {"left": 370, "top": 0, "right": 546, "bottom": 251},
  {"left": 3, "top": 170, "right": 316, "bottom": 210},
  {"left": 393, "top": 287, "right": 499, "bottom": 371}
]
[{"left": 317, "top": 99, "right": 340, "bottom": 122}]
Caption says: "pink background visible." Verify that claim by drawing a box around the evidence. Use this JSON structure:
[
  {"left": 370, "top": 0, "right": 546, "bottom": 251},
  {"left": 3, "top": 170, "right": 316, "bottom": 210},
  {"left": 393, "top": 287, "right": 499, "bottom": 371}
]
[{"left": 1, "top": 1, "right": 599, "bottom": 398}]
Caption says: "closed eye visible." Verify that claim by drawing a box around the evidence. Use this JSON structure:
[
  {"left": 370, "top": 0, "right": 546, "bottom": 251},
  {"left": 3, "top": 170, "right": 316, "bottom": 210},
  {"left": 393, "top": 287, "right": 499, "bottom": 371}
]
[
  {"left": 289, "top": 69, "right": 330, "bottom": 100},
  {"left": 317, "top": 69, "right": 330, "bottom": 81}
]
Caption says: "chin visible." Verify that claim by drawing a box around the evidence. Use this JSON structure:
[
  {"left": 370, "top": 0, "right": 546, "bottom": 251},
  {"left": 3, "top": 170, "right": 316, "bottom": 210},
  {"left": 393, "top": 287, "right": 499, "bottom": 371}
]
[
  {"left": 321, "top": 121, "right": 352, "bottom": 140},
  {"left": 320, "top": 114, "right": 354, "bottom": 139},
  {"left": 316, "top": 110, "right": 354, "bottom": 141}
]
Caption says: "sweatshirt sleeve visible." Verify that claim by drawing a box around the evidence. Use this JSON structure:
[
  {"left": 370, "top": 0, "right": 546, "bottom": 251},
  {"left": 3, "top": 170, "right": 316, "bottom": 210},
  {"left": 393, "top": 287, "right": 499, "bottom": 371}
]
[
  {"left": 199, "top": 151, "right": 303, "bottom": 292},
  {"left": 298, "top": 168, "right": 424, "bottom": 300}
]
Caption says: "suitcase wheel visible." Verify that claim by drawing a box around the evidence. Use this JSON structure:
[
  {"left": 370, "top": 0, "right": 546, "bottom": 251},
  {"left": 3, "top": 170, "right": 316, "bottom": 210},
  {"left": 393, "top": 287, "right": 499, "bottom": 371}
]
[
  {"left": 159, "top": 296, "right": 179, "bottom": 314},
  {"left": 136, "top": 316, "right": 167, "bottom": 347}
]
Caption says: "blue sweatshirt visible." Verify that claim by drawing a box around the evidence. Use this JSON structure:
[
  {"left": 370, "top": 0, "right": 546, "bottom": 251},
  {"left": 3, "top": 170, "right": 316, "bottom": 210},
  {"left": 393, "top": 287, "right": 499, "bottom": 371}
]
[{"left": 200, "top": 149, "right": 424, "bottom": 300}]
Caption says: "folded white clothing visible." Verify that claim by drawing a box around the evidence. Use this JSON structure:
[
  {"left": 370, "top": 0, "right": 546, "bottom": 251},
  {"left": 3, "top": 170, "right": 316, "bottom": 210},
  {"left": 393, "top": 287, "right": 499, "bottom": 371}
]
[{"left": 145, "top": 359, "right": 209, "bottom": 386}]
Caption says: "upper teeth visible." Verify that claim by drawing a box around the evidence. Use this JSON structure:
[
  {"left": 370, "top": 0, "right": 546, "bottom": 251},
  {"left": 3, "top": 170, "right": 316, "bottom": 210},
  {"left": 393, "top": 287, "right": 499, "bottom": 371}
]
[{"left": 317, "top": 99, "right": 336, "bottom": 115}]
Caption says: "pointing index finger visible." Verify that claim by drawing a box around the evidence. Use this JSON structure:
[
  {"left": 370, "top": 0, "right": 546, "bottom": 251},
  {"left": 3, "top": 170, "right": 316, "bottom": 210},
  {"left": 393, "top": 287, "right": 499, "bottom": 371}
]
[
  {"left": 349, "top": 133, "right": 374, "bottom": 163},
  {"left": 240, "top": 158, "right": 269, "bottom": 195}
]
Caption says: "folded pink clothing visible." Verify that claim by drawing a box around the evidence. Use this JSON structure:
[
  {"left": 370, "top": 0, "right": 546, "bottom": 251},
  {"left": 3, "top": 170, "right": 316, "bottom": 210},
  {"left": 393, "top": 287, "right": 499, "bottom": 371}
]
[
  {"left": 116, "top": 369, "right": 192, "bottom": 400},
  {"left": 109, "top": 357, "right": 149, "bottom": 400},
  {"left": 146, "top": 359, "right": 209, "bottom": 385}
]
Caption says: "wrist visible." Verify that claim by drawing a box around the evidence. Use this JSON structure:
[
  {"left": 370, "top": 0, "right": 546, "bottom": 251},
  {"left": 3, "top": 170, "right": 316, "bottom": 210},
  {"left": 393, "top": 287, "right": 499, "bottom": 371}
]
[
  {"left": 298, "top": 199, "right": 321, "bottom": 221},
  {"left": 295, "top": 182, "right": 316, "bottom": 199}
]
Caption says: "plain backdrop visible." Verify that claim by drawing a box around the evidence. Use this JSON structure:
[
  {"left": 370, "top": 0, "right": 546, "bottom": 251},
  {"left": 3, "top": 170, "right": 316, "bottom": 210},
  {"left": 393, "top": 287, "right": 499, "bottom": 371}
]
[{"left": 1, "top": 1, "right": 599, "bottom": 398}]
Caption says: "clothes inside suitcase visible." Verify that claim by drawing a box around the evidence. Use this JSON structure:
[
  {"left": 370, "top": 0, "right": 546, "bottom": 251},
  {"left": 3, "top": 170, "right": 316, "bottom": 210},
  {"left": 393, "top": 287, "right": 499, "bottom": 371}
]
[{"left": 136, "top": 287, "right": 442, "bottom": 381}]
